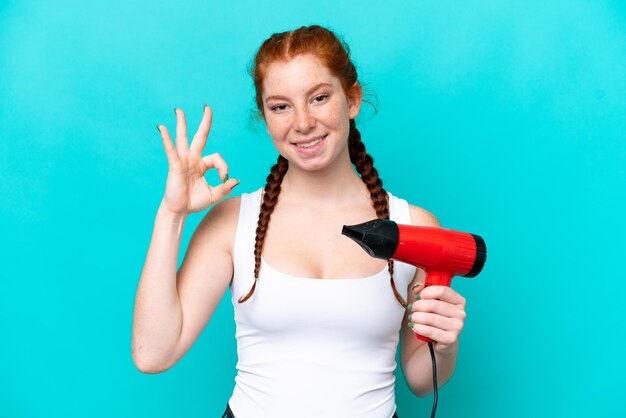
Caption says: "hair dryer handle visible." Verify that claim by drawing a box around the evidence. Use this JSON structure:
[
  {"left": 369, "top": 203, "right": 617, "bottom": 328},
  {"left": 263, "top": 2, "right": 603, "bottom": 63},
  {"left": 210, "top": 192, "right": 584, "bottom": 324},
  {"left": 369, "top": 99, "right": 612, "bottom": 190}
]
[{"left": 414, "top": 271, "right": 454, "bottom": 343}]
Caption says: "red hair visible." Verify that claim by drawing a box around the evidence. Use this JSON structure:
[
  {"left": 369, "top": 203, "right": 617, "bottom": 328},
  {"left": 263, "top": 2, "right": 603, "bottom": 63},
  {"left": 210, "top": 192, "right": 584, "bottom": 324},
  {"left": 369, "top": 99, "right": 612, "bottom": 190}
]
[{"left": 239, "top": 25, "right": 406, "bottom": 308}]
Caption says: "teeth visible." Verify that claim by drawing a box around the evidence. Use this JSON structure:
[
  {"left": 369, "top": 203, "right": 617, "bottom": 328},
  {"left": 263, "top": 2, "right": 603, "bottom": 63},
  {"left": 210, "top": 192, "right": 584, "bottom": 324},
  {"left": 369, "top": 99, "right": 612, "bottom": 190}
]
[{"left": 297, "top": 136, "right": 324, "bottom": 148}]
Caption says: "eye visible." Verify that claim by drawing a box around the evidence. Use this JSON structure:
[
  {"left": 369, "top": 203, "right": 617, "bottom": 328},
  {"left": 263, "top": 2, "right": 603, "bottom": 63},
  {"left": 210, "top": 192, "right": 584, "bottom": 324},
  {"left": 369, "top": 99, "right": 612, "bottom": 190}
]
[
  {"left": 313, "top": 94, "right": 329, "bottom": 103},
  {"left": 270, "top": 104, "right": 288, "bottom": 112}
]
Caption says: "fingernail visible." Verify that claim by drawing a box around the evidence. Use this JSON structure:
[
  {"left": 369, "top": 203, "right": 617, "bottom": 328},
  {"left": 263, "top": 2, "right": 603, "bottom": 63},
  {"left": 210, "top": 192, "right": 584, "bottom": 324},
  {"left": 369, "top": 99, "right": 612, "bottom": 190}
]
[
  {"left": 174, "top": 107, "right": 177, "bottom": 115},
  {"left": 231, "top": 181, "right": 240, "bottom": 189},
  {"left": 407, "top": 303, "right": 413, "bottom": 310},
  {"left": 412, "top": 283, "right": 423, "bottom": 291},
  {"left": 414, "top": 294, "right": 421, "bottom": 301},
  {"left": 223, "top": 173, "right": 229, "bottom": 183},
  {"left": 204, "top": 104, "right": 208, "bottom": 111},
  {"left": 407, "top": 312, "right": 412, "bottom": 320},
  {"left": 408, "top": 322, "right": 414, "bottom": 328},
  {"left": 156, "top": 124, "right": 160, "bottom": 133}
]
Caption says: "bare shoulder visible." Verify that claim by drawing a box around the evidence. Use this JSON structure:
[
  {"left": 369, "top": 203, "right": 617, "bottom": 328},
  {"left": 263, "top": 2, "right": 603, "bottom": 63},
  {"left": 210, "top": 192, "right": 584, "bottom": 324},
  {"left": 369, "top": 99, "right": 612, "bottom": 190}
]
[
  {"left": 407, "top": 203, "right": 441, "bottom": 228},
  {"left": 194, "top": 196, "right": 241, "bottom": 250},
  {"left": 202, "top": 194, "right": 241, "bottom": 222},
  {"left": 180, "top": 195, "right": 242, "bottom": 269}
]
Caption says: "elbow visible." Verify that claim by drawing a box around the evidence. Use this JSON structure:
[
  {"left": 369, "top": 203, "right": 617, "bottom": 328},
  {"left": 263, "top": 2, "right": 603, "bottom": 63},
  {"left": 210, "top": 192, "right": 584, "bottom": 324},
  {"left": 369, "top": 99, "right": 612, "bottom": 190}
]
[
  {"left": 401, "top": 361, "right": 432, "bottom": 398},
  {"left": 411, "top": 388, "right": 433, "bottom": 398},
  {"left": 131, "top": 345, "right": 173, "bottom": 374},
  {"left": 133, "top": 355, "right": 172, "bottom": 374},
  {"left": 134, "top": 360, "right": 165, "bottom": 374},
  {"left": 132, "top": 353, "right": 164, "bottom": 374},
  {"left": 408, "top": 384, "right": 432, "bottom": 399},
  {"left": 406, "top": 375, "right": 453, "bottom": 398}
]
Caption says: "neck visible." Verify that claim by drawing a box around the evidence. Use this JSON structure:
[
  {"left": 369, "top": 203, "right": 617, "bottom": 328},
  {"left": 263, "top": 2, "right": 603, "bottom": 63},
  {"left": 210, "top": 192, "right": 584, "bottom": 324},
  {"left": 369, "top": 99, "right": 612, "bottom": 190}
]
[{"left": 280, "top": 154, "right": 368, "bottom": 208}]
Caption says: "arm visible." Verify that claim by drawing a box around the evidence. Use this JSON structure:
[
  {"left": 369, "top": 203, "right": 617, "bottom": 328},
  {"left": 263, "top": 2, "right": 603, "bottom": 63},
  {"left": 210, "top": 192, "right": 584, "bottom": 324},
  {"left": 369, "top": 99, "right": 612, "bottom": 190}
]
[
  {"left": 131, "top": 196, "right": 239, "bottom": 373},
  {"left": 399, "top": 205, "right": 466, "bottom": 397},
  {"left": 131, "top": 106, "right": 240, "bottom": 373}
]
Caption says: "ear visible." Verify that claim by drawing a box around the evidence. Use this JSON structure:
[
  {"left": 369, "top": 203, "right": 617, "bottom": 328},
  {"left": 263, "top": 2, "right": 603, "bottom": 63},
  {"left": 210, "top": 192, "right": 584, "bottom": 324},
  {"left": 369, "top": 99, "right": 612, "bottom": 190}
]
[{"left": 347, "top": 82, "right": 363, "bottom": 120}]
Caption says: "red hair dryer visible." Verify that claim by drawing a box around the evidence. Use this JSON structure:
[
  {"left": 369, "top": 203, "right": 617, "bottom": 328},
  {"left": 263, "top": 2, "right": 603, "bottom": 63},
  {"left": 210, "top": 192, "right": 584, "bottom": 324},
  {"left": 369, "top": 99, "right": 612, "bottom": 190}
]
[{"left": 342, "top": 219, "right": 487, "bottom": 343}]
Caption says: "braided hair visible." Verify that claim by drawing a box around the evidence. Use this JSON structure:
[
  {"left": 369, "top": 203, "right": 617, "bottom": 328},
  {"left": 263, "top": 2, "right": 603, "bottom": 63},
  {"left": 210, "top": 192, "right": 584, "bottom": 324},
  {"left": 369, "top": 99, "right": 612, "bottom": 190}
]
[{"left": 239, "top": 25, "right": 406, "bottom": 308}]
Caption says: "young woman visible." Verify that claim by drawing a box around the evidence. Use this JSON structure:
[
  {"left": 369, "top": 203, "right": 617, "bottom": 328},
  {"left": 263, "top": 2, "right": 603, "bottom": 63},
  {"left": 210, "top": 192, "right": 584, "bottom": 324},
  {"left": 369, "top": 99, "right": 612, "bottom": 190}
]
[{"left": 132, "top": 25, "right": 468, "bottom": 418}]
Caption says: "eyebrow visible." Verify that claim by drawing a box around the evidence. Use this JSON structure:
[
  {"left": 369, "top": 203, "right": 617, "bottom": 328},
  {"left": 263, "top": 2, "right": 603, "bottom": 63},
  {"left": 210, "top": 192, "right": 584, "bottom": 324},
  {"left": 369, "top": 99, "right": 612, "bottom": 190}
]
[{"left": 264, "top": 82, "right": 334, "bottom": 102}]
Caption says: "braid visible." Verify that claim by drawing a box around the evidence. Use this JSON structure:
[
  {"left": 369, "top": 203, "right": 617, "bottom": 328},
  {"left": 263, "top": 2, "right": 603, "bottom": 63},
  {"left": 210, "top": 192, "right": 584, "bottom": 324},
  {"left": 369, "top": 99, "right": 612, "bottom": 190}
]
[
  {"left": 238, "top": 155, "right": 289, "bottom": 303},
  {"left": 349, "top": 119, "right": 407, "bottom": 308},
  {"left": 239, "top": 122, "right": 405, "bottom": 308},
  {"left": 245, "top": 26, "right": 403, "bottom": 305}
]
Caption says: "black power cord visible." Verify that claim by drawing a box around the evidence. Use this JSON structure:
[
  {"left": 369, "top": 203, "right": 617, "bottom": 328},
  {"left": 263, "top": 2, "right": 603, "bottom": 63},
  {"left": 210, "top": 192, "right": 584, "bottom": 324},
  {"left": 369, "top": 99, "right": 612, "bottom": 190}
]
[{"left": 428, "top": 342, "right": 438, "bottom": 418}]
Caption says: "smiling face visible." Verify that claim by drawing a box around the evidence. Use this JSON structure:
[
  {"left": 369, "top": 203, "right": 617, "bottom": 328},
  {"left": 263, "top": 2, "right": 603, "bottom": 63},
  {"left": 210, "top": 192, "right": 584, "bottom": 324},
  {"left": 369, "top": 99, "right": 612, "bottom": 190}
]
[{"left": 261, "top": 53, "right": 362, "bottom": 172}]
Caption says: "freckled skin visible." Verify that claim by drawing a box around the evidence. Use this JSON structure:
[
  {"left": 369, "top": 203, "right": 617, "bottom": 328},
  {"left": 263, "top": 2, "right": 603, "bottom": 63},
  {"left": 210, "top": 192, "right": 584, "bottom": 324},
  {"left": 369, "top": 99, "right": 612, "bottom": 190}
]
[{"left": 261, "top": 54, "right": 361, "bottom": 174}]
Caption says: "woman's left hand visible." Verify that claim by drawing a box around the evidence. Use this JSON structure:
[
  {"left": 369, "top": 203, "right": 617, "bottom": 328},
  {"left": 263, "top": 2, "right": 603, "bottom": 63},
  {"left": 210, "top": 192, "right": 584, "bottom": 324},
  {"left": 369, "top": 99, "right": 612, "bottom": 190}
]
[{"left": 407, "top": 285, "right": 467, "bottom": 356}]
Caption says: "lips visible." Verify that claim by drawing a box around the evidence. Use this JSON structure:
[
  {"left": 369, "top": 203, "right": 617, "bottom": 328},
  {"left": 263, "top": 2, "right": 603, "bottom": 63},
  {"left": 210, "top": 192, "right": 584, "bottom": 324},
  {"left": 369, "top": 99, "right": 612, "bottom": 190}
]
[
  {"left": 291, "top": 134, "right": 327, "bottom": 147},
  {"left": 290, "top": 133, "right": 328, "bottom": 155}
]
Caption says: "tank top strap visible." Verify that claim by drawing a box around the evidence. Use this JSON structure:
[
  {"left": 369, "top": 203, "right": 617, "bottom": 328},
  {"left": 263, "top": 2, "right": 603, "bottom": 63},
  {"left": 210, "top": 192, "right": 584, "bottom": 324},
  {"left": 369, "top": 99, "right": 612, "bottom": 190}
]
[
  {"left": 387, "top": 191, "right": 419, "bottom": 294},
  {"left": 231, "top": 188, "right": 263, "bottom": 299}
]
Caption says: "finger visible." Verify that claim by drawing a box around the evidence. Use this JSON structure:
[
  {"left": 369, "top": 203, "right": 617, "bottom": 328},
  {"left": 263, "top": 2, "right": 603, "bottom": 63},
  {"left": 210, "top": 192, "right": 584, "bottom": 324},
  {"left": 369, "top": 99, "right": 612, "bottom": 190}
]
[
  {"left": 190, "top": 104, "right": 212, "bottom": 154},
  {"left": 156, "top": 124, "right": 180, "bottom": 166},
  {"left": 174, "top": 108, "right": 190, "bottom": 157},
  {"left": 411, "top": 282, "right": 425, "bottom": 294},
  {"left": 410, "top": 298, "right": 467, "bottom": 321},
  {"left": 419, "top": 285, "right": 466, "bottom": 307},
  {"left": 201, "top": 153, "right": 230, "bottom": 181},
  {"left": 408, "top": 311, "right": 464, "bottom": 334},
  {"left": 410, "top": 323, "right": 458, "bottom": 346},
  {"left": 209, "top": 179, "right": 241, "bottom": 200}
]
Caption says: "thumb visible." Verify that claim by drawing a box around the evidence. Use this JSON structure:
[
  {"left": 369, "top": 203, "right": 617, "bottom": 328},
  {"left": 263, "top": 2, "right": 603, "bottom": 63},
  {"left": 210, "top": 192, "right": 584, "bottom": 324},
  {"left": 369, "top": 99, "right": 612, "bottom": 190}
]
[
  {"left": 411, "top": 282, "right": 425, "bottom": 295},
  {"left": 211, "top": 178, "right": 241, "bottom": 201}
]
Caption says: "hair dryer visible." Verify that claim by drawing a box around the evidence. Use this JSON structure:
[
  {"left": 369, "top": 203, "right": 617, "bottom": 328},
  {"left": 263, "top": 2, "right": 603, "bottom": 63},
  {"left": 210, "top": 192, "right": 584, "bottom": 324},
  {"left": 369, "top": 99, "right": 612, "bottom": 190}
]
[{"left": 342, "top": 219, "right": 487, "bottom": 343}]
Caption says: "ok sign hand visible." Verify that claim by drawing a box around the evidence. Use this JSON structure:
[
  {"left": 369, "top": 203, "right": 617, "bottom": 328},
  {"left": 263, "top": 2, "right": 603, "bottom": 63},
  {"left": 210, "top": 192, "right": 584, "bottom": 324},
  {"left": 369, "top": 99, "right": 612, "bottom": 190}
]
[{"left": 156, "top": 105, "right": 240, "bottom": 216}]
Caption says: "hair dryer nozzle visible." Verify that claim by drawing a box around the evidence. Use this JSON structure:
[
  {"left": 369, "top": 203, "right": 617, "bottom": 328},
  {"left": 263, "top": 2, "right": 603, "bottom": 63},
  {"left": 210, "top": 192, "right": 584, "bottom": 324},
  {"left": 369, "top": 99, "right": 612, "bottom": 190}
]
[
  {"left": 341, "top": 219, "right": 399, "bottom": 260},
  {"left": 466, "top": 233, "right": 487, "bottom": 277}
]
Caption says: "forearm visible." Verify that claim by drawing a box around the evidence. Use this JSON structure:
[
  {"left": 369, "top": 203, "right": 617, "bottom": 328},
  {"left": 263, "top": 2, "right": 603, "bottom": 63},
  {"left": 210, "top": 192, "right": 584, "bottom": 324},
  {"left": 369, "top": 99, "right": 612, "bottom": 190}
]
[
  {"left": 403, "top": 339, "right": 459, "bottom": 397},
  {"left": 131, "top": 201, "right": 187, "bottom": 372}
]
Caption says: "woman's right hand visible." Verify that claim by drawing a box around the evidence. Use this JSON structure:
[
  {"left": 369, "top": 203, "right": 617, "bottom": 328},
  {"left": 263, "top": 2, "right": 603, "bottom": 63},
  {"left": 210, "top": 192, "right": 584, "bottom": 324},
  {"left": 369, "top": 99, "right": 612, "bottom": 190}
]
[{"left": 156, "top": 105, "right": 240, "bottom": 217}]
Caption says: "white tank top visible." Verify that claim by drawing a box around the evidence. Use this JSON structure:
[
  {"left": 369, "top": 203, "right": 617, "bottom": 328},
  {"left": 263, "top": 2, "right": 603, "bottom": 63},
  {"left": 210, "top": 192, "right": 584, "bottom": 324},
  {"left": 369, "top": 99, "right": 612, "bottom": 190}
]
[{"left": 228, "top": 188, "right": 417, "bottom": 418}]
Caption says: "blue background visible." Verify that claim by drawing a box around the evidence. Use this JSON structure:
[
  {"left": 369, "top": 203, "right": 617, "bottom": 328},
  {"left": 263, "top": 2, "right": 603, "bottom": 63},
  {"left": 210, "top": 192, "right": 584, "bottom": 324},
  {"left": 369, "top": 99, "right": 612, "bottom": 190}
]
[{"left": 1, "top": 0, "right": 625, "bottom": 417}]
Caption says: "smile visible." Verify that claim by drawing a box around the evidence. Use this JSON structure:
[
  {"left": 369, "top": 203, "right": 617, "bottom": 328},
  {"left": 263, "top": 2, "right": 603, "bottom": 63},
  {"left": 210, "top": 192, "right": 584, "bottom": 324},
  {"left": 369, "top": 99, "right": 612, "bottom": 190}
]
[{"left": 292, "top": 134, "right": 327, "bottom": 149}]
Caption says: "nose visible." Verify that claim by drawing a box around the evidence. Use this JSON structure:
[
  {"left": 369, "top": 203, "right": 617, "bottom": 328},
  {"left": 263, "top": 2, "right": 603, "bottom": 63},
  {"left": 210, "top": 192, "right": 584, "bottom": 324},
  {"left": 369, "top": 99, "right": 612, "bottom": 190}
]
[{"left": 293, "top": 107, "right": 315, "bottom": 133}]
